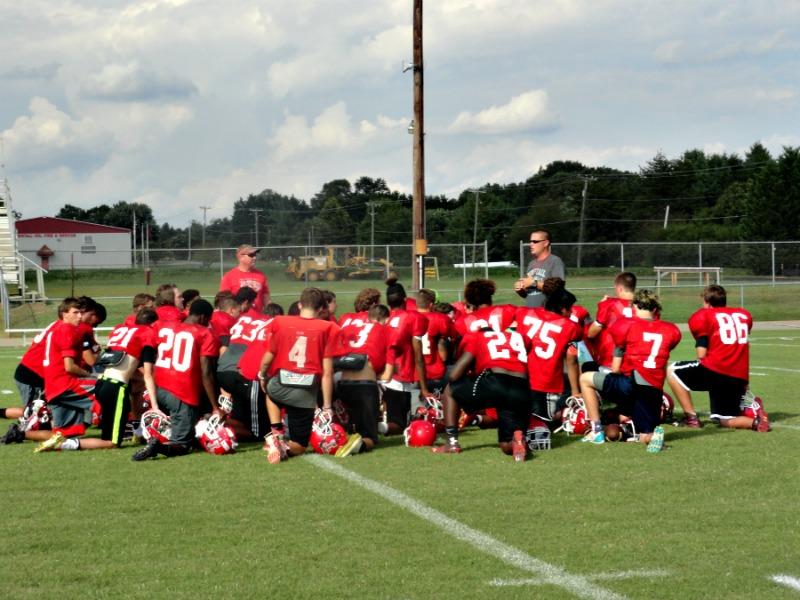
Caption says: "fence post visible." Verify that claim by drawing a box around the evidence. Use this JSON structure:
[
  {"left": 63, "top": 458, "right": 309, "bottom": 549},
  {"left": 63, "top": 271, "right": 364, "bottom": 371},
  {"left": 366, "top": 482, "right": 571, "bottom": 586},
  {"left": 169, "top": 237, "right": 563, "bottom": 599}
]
[
  {"left": 462, "top": 245, "right": 467, "bottom": 286},
  {"left": 519, "top": 240, "right": 524, "bottom": 278},
  {"left": 620, "top": 243, "right": 625, "bottom": 271},
  {"left": 698, "top": 243, "right": 703, "bottom": 286},
  {"left": 483, "top": 241, "right": 489, "bottom": 279},
  {"left": 219, "top": 248, "right": 224, "bottom": 280},
  {"left": 771, "top": 242, "right": 776, "bottom": 286},
  {"left": 740, "top": 284, "right": 744, "bottom": 307}
]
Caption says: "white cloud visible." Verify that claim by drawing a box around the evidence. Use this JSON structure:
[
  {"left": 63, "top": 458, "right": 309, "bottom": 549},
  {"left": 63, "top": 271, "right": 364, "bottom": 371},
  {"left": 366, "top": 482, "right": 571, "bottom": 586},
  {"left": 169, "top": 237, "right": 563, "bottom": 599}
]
[
  {"left": 753, "top": 88, "right": 796, "bottom": 102},
  {"left": 82, "top": 61, "right": 197, "bottom": 101},
  {"left": 1, "top": 97, "right": 114, "bottom": 172},
  {"left": 448, "top": 90, "right": 558, "bottom": 135}
]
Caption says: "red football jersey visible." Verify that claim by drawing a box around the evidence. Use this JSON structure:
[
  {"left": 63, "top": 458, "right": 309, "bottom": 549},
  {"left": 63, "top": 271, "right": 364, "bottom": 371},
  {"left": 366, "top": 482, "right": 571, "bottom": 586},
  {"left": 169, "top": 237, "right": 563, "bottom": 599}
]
[
  {"left": 20, "top": 321, "right": 58, "bottom": 379},
  {"left": 238, "top": 332, "right": 273, "bottom": 381},
  {"left": 591, "top": 297, "right": 633, "bottom": 367},
  {"left": 155, "top": 305, "right": 185, "bottom": 324},
  {"left": 420, "top": 311, "right": 453, "bottom": 380},
  {"left": 688, "top": 306, "right": 752, "bottom": 381},
  {"left": 516, "top": 307, "right": 582, "bottom": 393},
  {"left": 210, "top": 310, "right": 237, "bottom": 346},
  {"left": 458, "top": 329, "right": 529, "bottom": 375},
  {"left": 122, "top": 314, "right": 136, "bottom": 328},
  {"left": 155, "top": 321, "right": 220, "bottom": 407},
  {"left": 338, "top": 311, "right": 368, "bottom": 329},
  {"left": 386, "top": 309, "right": 428, "bottom": 383},
  {"left": 220, "top": 267, "right": 269, "bottom": 312},
  {"left": 43, "top": 320, "right": 84, "bottom": 400},
  {"left": 609, "top": 317, "right": 682, "bottom": 388},
  {"left": 570, "top": 304, "right": 591, "bottom": 330},
  {"left": 107, "top": 323, "right": 158, "bottom": 362},
  {"left": 268, "top": 316, "right": 340, "bottom": 376},
  {"left": 453, "top": 304, "right": 516, "bottom": 336},
  {"left": 337, "top": 320, "right": 389, "bottom": 374}
]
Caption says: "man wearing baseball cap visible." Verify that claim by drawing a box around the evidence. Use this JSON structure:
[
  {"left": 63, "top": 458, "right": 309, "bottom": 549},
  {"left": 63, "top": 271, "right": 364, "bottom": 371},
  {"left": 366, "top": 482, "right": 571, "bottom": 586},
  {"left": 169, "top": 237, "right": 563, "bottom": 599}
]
[{"left": 219, "top": 244, "right": 270, "bottom": 313}]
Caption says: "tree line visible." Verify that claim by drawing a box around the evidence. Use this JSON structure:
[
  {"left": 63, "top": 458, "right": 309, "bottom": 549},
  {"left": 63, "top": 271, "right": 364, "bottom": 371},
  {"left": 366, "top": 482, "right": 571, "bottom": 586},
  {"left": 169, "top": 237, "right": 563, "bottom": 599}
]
[{"left": 54, "top": 143, "right": 800, "bottom": 264}]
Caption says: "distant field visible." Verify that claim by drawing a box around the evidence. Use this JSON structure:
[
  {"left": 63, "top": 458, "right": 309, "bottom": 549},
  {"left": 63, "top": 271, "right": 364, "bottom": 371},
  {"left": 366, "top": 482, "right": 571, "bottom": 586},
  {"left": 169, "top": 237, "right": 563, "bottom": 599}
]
[
  {"left": 0, "top": 332, "right": 798, "bottom": 598},
  {"left": 6, "top": 265, "right": 800, "bottom": 333}
]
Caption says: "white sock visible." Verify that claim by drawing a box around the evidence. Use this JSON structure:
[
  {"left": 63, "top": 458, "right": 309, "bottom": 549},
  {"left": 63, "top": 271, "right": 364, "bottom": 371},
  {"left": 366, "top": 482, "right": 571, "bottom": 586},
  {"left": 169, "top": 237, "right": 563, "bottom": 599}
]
[{"left": 61, "top": 438, "right": 80, "bottom": 451}]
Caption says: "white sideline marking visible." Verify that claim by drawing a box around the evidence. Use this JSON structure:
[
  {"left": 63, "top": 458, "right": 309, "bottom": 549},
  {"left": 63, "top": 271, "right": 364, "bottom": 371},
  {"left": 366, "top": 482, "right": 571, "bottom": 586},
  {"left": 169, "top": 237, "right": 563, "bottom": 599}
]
[
  {"left": 490, "top": 569, "right": 671, "bottom": 587},
  {"left": 771, "top": 575, "right": 800, "bottom": 593},
  {"left": 0, "top": 389, "right": 12, "bottom": 395},
  {"left": 752, "top": 365, "right": 800, "bottom": 374},
  {"left": 307, "top": 454, "right": 624, "bottom": 600}
]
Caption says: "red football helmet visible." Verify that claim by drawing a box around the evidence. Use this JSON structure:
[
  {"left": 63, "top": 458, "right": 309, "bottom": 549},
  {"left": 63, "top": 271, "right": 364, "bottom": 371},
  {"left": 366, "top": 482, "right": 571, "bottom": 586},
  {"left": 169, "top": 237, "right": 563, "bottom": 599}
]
[
  {"left": 557, "top": 396, "right": 589, "bottom": 435},
  {"left": 195, "top": 414, "right": 238, "bottom": 455},
  {"left": 660, "top": 392, "right": 675, "bottom": 424},
  {"left": 141, "top": 409, "right": 172, "bottom": 443},
  {"left": 403, "top": 419, "right": 437, "bottom": 447},
  {"left": 310, "top": 410, "right": 348, "bottom": 454},
  {"left": 526, "top": 416, "right": 551, "bottom": 451},
  {"left": 20, "top": 399, "right": 52, "bottom": 432},
  {"left": 739, "top": 390, "right": 764, "bottom": 419}
]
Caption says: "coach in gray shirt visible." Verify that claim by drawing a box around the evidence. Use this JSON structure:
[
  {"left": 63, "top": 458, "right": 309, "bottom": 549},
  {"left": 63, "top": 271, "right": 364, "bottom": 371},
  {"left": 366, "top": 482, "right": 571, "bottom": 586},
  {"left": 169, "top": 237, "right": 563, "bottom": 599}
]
[{"left": 514, "top": 229, "right": 566, "bottom": 307}]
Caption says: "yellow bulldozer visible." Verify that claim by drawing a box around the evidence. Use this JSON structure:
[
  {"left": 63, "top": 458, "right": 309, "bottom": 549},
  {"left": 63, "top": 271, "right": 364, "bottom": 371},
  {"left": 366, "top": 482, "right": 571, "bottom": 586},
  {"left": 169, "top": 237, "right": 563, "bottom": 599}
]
[{"left": 286, "top": 247, "right": 395, "bottom": 282}]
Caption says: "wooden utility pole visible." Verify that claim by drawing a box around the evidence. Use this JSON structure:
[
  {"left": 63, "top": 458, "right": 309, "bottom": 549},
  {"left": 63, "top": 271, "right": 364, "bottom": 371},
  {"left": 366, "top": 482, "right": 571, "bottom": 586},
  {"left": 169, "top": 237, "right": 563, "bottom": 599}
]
[
  {"left": 199, "top": 205, "right": 211, "bottom": 247},
  {"left": 411, "top": 0, "right": 426, "bottom": 291},
  {"left": 249, "top": 208, "right": 264, "bottom": 247},
  {"left": 576, "top": 176, "right": 593, "bottom": 269}
]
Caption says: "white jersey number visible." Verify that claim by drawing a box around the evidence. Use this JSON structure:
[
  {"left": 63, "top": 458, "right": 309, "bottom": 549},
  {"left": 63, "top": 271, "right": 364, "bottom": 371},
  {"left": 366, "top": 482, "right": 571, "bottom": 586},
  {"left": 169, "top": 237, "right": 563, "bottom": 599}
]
[
  {"left": 521, "top": 315, "right": 562, "bottom": 360},
  {"left": 156, "top": 329, "right": 195, "bottom": 373},
  {"left": 485, "top": 330, "right": 527, "bottom": 363},
  {"left": 642, "top": 332, "right": 664, "bottom": 369},
  {"left": 716, "top": 312, "right": 749, "bottom": 345},
  {"left": 288, "top": 336, "right": 308, "bottom": 369}
]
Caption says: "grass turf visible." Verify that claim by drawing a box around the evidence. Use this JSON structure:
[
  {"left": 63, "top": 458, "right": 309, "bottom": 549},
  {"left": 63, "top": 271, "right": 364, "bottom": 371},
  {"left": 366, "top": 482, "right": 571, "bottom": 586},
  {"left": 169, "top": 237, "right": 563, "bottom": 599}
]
[{"left": 0, "top": 331, "right": 798, "bottom": 599}]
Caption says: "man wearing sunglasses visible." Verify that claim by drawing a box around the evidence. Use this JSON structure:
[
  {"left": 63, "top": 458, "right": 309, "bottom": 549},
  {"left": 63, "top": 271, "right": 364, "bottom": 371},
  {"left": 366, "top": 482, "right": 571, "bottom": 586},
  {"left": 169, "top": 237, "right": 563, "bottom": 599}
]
[
  {"left": 220, "top": 244, "right": 270, "bottom": 313},
  {"left": 514, "top": 230, "right": 565, "bottom": 308}
]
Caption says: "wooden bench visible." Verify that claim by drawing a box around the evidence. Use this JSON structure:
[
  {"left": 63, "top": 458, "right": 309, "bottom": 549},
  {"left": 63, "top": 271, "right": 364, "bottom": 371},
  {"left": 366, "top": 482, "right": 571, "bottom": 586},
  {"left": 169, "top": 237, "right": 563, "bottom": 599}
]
[{"left": 654, "top": 266, "right": 722, "bottom": 292}]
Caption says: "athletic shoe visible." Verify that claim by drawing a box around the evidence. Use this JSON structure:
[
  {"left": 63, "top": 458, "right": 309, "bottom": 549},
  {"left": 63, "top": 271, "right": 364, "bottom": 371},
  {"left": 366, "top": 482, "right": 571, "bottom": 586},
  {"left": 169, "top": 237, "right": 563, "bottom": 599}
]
[
  {"left": 2, "top": 423, "right": 25, "bottom": 444},
  {"left": 335, "top": 433, "right": 363, "bottom": 458},
  {"left": 753, "top": 401, "right": 771, "bottom": 433},
  {"left": 131, "top": 439, "right": 161, "bottom": 461},
  {"left": 431, "top": 441, "right": 462, "bottom": 454},
  {"left": 581, "top": 430, "right": 605, "bottom": 444},
  {"left": 34, "top": 432, "right": 65, "bottom": 453},
  {"left": 646, "top": 426, "right": 665, "bottom": 453},
  {"left": 458, "top": 411, "right": 478, "bottom": 430},
  {"left": 678, "top": 413, "right": 702, "bottom": 428},
  {"left": 512, "top": 430, "right": 526, "bottom": 462},
  {"left": 263, "top": 432, "right": 287, "bottom": 464}
]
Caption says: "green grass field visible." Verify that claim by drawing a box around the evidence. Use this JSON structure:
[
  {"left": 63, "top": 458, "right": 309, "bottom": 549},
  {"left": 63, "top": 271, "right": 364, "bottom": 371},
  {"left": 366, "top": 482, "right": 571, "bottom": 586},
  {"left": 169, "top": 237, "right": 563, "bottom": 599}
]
[{"left": 1, "top": 331, "right": 798, "bottom": 599}]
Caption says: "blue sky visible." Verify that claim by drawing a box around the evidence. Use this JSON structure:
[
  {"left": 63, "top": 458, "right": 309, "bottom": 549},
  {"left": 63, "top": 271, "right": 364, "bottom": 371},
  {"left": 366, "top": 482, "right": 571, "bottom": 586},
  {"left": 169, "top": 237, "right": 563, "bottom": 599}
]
[{"left": 1, "top": 1, "right": 798, "bottom": 226}]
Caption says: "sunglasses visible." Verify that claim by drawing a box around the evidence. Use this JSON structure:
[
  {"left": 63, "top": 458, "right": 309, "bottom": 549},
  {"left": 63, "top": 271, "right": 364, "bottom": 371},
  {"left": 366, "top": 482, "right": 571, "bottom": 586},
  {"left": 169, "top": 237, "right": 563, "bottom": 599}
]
[
  {"left": 242, "top": 252, "right": 258, "bottom": 258},
  {"left": 530, "top": 239, "right": 547, "bottom": 244}
]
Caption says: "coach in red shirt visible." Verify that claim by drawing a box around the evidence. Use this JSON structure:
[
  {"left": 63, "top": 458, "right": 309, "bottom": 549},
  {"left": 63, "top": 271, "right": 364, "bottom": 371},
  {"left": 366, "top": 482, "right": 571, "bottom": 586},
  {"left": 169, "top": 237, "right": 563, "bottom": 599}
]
[{"left": 220, "top": 244, "right": 270, "bottom": 313}]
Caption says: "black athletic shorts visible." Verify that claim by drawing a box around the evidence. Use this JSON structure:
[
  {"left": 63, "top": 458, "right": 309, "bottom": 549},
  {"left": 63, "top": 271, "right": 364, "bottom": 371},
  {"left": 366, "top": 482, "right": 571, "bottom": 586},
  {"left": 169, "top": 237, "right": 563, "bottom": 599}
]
[
  {"left": 449, "top": 371, "right": 531, "bottom": 443},
  {"left": 269, "top": 398, "right": 315, "bottom": 447},
  {"left": 383, "top": 387, "right": 411, "bottom": 428},
  {"left": 338, "top": 380, "right": 380, "bottom": 444},
  {"left": 218, "top": 370, "right": 268, "bottom": 438},
  {"left": 595, "top": 372, "right": 662, "bottom": 434},
  {"left": 670, "top": 360, "right": 747, "bottom": 420},
  {"left": 95, "top": 377, "right": 130, "bottom": 447}
]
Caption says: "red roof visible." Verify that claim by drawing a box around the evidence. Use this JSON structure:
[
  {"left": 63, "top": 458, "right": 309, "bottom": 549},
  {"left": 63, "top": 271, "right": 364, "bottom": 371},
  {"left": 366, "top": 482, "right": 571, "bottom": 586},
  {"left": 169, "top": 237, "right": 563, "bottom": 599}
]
[{"left": 16, "top": 217, "right": 130, "bottom": 235}]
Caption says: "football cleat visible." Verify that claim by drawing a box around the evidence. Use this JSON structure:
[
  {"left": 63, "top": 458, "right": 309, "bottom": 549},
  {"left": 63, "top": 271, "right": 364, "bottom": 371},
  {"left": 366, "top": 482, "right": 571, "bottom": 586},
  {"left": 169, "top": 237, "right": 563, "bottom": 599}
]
[
  {"left": 753, "top": 400, "right": 771, "bottom": 433},
  {"left": 512, "top": 430, "right": 526, "bottom": 462},
  {"left": 263, "top": 432, "right": 288, "bottom": 464},
  {"left": 404, "top": 419, "right": 437, "bottom": 447},
  {"left": 458, "top": 411, "right": 478, "bottom": 431},
  {"left": 195, "top": 414, "right": 238, "bottom": 455},
  {"left": 678, "top": 413, "right": 702, "bottom": 428},
  {"left": 646, "top": 425, "right": 665, "bottom": 453},
  {"left": 431, "top": 440, "right": 462, "bottom": 454},
  {"left": 660, "top": 392, "right": 675, "bottom": 424},
  {"left": 526, "top": 416, "right": 551, "bottom": 452},
  {"left": 141, "top": 410, "right": 172, "bottom": 443},
  {"left": 34, "top": 432, "right": 65, "bottom": 453},
  {"left": 2, "top": 423, "right": 25, "bottom": 444},
  {"left": 557, "top": 396, "right": 590, "bottom": 435},
  {"left": 581, "top": 429, "right": 605, "bottom": 444},
  {"left": 335, "top": 433, "right": 363, "bottom": 457},
  {"left": 132, "top": 439, "right": 161, "bottom": 461}
]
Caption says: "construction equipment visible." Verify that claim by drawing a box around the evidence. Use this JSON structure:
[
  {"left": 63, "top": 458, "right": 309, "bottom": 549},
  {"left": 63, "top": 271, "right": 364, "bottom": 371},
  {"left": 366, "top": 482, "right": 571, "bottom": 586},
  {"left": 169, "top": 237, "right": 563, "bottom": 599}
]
[{"left": 286, "top": 247, "right": 395, "bottom": 282}]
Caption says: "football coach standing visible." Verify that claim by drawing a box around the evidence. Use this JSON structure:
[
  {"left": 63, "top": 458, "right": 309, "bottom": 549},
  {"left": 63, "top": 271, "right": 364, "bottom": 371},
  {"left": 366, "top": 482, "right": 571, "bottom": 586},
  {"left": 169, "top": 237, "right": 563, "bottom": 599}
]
[
  {"left": 220, "top": 244, "right": 270, "bottom": 313},
  {"left": 514, "top": 230, "right": 565, "bottom": 307}
]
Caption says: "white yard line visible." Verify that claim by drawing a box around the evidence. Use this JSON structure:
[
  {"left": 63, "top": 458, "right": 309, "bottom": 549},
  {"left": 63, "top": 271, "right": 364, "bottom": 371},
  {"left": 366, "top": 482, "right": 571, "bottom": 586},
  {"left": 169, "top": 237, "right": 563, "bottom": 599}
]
[
  {"left": 490, "top": 569, "right": 671, "bottom": 587},
  {"left": 752, "top": 365, "right": 800, "bottom": 374},
  {"left": 771, "top": 575, "right": 800, "bottom": 593},
  {"left": 307, "top": 454, "right": 624, "bottom": 600}
]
